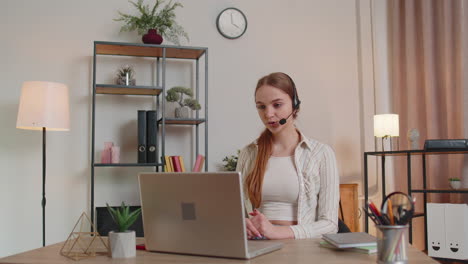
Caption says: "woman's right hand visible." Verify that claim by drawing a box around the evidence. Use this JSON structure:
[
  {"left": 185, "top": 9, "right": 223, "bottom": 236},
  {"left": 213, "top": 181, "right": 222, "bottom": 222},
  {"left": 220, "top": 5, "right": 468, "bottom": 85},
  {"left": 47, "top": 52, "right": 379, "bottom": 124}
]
[{"left": 245, "top": 218, "right": 262, "bottom": 239}]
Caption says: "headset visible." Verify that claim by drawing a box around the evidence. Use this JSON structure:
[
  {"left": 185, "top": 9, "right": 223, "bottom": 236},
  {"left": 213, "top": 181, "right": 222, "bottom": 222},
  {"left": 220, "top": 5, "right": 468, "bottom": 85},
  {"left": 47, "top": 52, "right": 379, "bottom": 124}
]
[{"left": 279, "top": 74, "right": 301, "bottom": 125}]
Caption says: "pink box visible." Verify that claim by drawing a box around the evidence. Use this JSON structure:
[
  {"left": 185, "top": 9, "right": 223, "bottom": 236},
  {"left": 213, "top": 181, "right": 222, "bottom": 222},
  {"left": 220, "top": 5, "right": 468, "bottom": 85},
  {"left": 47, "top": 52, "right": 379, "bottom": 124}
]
[{"left": 111, "top": 146, "right": 120, "bottom": 164}]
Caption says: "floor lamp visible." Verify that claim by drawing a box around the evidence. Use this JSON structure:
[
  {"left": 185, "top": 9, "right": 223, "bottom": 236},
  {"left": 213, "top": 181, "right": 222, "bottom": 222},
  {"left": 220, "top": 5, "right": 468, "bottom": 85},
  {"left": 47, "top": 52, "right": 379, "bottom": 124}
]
[{"left": 16, "top": 81, "right": 70, "bottom": 247}]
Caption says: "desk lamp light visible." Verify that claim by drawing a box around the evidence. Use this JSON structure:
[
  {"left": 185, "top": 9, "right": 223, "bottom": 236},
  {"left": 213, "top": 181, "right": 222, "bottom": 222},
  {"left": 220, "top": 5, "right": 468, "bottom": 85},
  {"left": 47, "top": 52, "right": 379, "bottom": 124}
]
[
  {"left": 374, "top": 114, "right": 399, "bottom": 152},
  {"left": 16, "top": 81, "right": 70, "bottom": 247}
]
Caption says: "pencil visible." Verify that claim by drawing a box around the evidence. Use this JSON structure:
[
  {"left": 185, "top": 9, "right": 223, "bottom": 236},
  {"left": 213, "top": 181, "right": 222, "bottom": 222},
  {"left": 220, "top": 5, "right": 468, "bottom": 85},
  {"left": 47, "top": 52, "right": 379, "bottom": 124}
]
[{"left": 388, "top": 199, "right": 395, "bottom": 225}]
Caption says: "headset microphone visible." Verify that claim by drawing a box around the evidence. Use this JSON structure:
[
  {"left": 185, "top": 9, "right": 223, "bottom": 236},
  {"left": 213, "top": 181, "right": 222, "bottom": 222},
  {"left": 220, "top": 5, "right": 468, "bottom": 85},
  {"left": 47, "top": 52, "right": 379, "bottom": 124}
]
[{"left": 279, "top": 112, "right": 294, "bottom": 125}]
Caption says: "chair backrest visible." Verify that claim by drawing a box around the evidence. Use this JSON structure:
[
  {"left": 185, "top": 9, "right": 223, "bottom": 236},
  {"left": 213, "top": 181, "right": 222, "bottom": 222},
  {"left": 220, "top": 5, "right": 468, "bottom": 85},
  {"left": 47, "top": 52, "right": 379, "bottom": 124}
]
[{"left": 339, "top": 184, "right": 359, "bottom": 232}]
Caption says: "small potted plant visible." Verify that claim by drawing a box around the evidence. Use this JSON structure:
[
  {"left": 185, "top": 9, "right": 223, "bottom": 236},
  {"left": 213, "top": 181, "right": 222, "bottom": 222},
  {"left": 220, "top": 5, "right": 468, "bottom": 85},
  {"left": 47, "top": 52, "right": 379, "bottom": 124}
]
[
  {"left": 165, "top": 86, "right": 201, "bottom": 118},
  {"left": 449, "top": 178, "right": 461, "bottom": 190},
  {"left": 222, "top": 150, "right": 239, "bottom": 171},
  {"left": 107, "top": 202, "right": 141, "bottom": 258},
  {"left": 115, "top": 65, "right": 136, "bottom": 86},
  {"left": 115, "top": 0, "right": 189, "bottom": 45}
]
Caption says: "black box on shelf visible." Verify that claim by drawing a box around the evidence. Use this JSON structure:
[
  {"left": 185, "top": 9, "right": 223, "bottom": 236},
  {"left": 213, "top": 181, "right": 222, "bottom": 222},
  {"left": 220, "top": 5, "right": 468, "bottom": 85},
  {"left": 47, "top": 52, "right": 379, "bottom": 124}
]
[{"left": 424, "top": 139, "right": 468, "bottom": 150}]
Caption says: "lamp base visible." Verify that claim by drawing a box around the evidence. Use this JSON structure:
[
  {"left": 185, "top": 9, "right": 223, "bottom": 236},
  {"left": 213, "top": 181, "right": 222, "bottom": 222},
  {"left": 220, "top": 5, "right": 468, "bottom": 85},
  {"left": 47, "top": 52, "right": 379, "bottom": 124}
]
[{"left": 376, "top": 136, "right": 400, "bottom": 152}]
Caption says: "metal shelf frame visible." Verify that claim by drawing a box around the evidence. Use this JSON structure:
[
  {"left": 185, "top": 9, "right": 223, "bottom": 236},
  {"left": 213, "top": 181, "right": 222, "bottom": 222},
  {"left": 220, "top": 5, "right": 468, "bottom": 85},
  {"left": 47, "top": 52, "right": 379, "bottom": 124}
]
[
  {"left": 90, "top": 41, "right": 209, "bottom": 226},
  {"left": 364, "top": 149, "right": 468, "bottom": 253}
]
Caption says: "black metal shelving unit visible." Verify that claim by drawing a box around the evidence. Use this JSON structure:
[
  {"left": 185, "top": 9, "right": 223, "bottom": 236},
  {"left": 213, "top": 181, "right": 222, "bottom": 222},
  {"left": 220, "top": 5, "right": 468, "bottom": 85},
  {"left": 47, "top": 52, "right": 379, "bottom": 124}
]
[
  {"left": 364, "top": 149, "right": 468, "bottom": 251},
  {"left": 90, "top": 41, "right": 209, "bottom": 226}
]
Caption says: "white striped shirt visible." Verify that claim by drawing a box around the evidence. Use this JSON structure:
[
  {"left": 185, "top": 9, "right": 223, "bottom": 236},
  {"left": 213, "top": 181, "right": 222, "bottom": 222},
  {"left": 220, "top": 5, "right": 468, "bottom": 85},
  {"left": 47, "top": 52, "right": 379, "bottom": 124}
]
[{"left": 236, "top": 130, "right": 340, "bottom": 239}]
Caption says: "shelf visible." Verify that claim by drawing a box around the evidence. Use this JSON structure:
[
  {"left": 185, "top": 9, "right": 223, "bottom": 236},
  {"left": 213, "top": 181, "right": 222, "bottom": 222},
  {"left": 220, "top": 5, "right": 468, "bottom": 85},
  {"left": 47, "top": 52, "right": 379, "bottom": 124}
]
[
  {"left": 96, "top": 84, "right": 162, "bottom": 95},
  {"left": 365, "top": 149, "right": 468, "bottom": 157},
  {"left": 158, "top": 118, "right": 206, "bottom": 125},
  {"left": 411, "top": 188, "right": 468, "bottom": 194},
  {"left": 413, "top": 212, "right": 425, "bottom": 218},
  {"left": 95, "top": 41, "right": 207, "bottom": 59},
  {"left": 94, "top": 163, "right": 163, "bottom": 167}
]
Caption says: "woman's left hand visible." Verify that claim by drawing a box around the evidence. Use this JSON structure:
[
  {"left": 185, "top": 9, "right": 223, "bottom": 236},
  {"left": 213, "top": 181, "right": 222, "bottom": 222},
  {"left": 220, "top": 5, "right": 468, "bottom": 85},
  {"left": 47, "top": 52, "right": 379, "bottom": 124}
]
[{"left": 249, "top": 210, "right": 294, "bottom": 240}]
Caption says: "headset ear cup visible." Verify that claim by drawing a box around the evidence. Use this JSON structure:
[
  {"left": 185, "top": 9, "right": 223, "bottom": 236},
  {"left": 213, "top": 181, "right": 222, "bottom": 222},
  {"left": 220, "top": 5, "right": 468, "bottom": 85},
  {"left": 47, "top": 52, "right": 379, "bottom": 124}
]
[
  {"left": 285, "top": 73, "right": 300, "bottom": 110},
  {"left": 294, "top": 99, "right": 301, "bottom": 110}
]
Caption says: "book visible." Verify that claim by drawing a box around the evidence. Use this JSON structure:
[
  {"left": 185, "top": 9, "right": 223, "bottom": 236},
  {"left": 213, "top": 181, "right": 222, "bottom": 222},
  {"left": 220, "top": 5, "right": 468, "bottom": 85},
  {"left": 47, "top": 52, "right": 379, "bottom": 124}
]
[
  {"left": 322, "top": 232, "right": 377, "bottom": 249},
  {"left": 146, "top": 110, "right": 157, "bottom": 163},
  {"left": 179, "top": 156, "right": 186, "bottom": 172},
  {"left": 172, "top": 156, "right": 182, "bottom": 172},
  {"left": 165, "top": 156, "right": 173, "bottom": 172},
  {"left": 319, "top": 241, "right": 377, "bottom": 254},
  {"left": 192, "top": 154, "right": 205, "bottom": 172},
  {"left": 137, "top": 110, "right": 147, "bottom": 163}
]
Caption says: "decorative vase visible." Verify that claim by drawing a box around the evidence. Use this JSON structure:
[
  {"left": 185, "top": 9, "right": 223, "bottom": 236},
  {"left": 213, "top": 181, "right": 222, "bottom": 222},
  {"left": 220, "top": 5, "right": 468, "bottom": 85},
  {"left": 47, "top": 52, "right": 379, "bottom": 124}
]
[
  {"left": 116, "top": 76, "right": 136, "bottom": 86},
  {"left": 108, "top": 230, "right": 136, "bottom": 258},
  {"left": 142, "top": 29, "right": 163, "bottom": 44},
  {"left": 449, "top": 180, "right": 461, "bottom": 190},
  {"left": 407, "top": 128, "right": 420, "bottom": 150},
  {"left": 175, "top": 106, "right": 190, "bottom": 118}
]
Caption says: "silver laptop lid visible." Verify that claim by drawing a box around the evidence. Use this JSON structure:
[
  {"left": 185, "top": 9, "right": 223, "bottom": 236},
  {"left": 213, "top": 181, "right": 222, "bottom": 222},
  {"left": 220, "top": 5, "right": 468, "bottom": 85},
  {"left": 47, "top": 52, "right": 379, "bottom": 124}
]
[{"left": 138, "top": 172, "right": 249, "bottom": 258}]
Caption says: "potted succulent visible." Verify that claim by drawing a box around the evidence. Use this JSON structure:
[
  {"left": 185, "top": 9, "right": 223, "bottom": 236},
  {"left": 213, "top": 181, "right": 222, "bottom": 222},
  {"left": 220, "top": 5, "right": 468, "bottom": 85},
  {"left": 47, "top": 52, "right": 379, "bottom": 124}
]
[
  {"left": 115, "top": 65, "right": 136, "bottom": 86},
  {"left": 449, "top": 178, "right": 461, "bottom": 190},
  {"left": 107, "top": 202, "right": 141, "bottom": 258},
  {"left": 165, "top": 86, "right": 201, "bottom": 118},
  {"left": 115, "top": 0, "right": 189, "bottom": 45}
]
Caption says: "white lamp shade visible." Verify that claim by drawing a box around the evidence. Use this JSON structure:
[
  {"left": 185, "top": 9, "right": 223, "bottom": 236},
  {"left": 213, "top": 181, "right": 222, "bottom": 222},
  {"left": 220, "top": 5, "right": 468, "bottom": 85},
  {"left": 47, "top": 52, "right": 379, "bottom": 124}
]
[
  {"left": 16, "top": 81, "right": 70, "bottom": 131},
  {"left": 374, "top": 114, "right": 399, "bottom": 137}
]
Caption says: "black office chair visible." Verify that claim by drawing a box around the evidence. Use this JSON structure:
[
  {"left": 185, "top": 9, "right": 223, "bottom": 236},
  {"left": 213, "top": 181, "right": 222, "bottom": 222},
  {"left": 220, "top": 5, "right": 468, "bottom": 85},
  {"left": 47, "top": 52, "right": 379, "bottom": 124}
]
[{"left": 338, "top": 200, "right": 351, "bottom": 233}]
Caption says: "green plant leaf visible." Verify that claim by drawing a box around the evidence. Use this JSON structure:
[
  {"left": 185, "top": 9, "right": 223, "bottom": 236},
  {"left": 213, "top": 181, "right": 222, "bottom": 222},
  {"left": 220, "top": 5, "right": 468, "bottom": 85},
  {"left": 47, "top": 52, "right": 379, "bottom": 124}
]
[{"left": 106, "top": 202, "right": 141, "bottom": 232}]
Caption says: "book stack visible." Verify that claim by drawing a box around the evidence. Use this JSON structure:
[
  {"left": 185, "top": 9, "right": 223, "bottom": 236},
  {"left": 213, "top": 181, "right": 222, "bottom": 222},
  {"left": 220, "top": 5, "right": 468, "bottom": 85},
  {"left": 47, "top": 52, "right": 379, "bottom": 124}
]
[
  {"left": 164, "top": 156, "right": 186, "bottom": 172},
  {"left": 320, "top": 232, "right": 377, "bottom": 255},
  {"left": 164, "top": 154, "right": 205, "bottom": 172}
]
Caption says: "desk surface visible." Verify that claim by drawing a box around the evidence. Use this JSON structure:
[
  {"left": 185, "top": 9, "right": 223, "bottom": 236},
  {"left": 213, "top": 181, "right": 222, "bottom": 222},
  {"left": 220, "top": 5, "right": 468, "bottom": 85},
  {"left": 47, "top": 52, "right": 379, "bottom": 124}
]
[{"left": 0, "top": 238, "right": 438, "bottom": 264}]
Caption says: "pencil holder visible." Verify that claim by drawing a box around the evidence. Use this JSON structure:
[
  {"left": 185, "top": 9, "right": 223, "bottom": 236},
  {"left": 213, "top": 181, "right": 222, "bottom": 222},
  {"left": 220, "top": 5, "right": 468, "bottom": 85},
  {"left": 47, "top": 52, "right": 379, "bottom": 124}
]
[{"left": 376, "top": 225, "right": 409, "bottom": 264}]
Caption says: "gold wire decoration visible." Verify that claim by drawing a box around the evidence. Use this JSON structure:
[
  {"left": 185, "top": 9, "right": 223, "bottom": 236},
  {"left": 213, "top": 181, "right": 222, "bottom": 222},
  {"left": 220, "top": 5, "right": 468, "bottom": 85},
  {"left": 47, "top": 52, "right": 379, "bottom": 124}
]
[{"left": 60, "top": 212, "right": 109, "bottom": 260}]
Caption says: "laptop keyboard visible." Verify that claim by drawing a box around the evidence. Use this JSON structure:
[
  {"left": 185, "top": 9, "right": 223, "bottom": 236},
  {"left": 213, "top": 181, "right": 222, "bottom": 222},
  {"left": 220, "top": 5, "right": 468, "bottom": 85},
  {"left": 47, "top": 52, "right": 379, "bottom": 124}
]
[{"left": 247, "top": 240, "right": 274, "bottom": 253}]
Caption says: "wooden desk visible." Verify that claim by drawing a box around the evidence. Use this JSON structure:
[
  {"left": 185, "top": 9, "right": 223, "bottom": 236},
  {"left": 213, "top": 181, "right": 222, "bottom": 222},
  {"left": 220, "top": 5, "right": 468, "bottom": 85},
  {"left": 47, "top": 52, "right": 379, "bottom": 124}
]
[{"left": 0, "top": 237, "right": 438, "bottom": 264}]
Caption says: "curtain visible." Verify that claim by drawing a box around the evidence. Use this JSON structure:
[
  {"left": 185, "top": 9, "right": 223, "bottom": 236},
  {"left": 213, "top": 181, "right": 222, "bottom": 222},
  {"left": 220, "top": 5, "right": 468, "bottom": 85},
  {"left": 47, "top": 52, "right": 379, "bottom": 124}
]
[{"left": 388, "top": 0, "right": 466, "bottom": 250}]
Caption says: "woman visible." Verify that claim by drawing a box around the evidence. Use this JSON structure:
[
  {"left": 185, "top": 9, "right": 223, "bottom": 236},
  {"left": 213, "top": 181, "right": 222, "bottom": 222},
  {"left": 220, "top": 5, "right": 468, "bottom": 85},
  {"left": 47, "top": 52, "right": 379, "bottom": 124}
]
[{"left": 236, "top": 72, "right": 339, "bottom": 240}]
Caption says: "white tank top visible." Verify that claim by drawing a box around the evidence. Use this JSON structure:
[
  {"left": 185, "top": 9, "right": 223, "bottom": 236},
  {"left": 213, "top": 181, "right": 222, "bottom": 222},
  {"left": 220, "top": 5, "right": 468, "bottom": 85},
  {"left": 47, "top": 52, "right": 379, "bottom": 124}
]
[{"left": 258, "top": 155, "right": 299, "bottom": 221}]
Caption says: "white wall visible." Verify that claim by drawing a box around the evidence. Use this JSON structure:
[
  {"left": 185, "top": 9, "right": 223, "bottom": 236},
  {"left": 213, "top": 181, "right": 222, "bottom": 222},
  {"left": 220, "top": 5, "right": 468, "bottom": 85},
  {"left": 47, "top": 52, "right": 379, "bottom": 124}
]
[{"left": 0, "top": 0, "right": 377, "bottom": 256}]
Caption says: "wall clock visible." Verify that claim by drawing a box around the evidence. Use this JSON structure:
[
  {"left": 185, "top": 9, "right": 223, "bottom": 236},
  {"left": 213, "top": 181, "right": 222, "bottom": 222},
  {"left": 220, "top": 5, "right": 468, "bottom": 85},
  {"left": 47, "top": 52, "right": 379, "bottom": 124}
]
[{"left": 216, "top": 7, "right": 248, "bottom": 39}]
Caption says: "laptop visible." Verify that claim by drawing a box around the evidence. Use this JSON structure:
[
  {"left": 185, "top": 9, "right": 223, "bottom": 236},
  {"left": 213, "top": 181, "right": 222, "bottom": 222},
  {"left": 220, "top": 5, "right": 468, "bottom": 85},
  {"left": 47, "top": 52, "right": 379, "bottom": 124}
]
[{"left": 138, "top": 171, "right": 283, "bottom": 259}]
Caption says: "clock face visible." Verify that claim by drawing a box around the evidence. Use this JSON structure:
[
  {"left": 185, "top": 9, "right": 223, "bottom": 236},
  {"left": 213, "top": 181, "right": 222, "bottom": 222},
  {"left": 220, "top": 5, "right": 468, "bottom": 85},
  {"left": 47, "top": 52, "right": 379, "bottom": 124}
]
[{"left": 216, "top": 8, "right": 247, "bottom": 39}]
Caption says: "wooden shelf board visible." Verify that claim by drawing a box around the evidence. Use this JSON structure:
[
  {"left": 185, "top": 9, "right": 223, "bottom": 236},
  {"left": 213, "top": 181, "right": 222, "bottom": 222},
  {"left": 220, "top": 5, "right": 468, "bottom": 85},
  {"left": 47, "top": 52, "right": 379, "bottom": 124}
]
[
  {"left": 158, "top": 118, "right": 205, "bottom": 125},
  {"left": 94, "top": 163, "right": 162, "bottom": 167},
  {"left": 413, "top": 212, "right": 425, "bottom": 218},
  {"left": 411, "top": 188, "right": 468, "bottom": 193},
  {"left": 96, "top": 85, "right": 162, "bottom": 95},
  {"left": 95, "top": 41, "right": 206, "bottom": 59},
  {"left": 366, "top": 149, "right": 468, "bottom": 156}
]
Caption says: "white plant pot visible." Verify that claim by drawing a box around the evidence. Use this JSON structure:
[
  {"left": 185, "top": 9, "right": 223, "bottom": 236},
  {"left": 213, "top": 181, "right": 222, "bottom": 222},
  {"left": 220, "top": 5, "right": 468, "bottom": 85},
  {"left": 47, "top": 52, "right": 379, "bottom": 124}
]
[
  {"left": 175, "top": 106, "right": 190, "bottom": 118},
  {"left": 108, "top": 230, "right": 136, "bottom": 258},
  {"left": 449, "top": 181, "right": 461, "bottom": 190}
]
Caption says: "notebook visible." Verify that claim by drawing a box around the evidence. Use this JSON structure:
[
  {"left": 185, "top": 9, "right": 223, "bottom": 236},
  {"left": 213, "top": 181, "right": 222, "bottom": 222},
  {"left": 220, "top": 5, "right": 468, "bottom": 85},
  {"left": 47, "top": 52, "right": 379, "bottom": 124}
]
[
  {"left": 322, "top": 232, "right": 377, "bottom": 249},
  {"left": 319, "top": 241, "right": 377, "bottom": 254},
  {"left": 138, "top": 171, "right": 283, "bottom": 259}
]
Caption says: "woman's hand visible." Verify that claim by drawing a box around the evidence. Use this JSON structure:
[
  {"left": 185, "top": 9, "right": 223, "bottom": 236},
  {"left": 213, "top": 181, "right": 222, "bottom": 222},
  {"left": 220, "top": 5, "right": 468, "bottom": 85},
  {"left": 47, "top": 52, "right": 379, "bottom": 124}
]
[
  {"left": 248, "top": 210, "right": 295, "bottom": 240},
  {"left": 245, "top": 217, "right": 262, "bottom": 239}
]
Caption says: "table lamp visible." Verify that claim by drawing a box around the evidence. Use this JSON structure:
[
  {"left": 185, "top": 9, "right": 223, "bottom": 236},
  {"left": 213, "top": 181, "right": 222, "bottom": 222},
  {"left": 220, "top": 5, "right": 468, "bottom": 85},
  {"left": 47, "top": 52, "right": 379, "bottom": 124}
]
[
  {"left": 16, "top": 81, "right": 70, "bottom": 247},
  {"left": 374, "top": 114, "right": 399, "bottom": 151}
]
